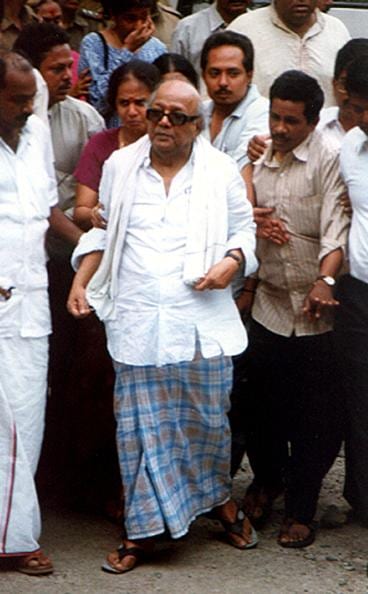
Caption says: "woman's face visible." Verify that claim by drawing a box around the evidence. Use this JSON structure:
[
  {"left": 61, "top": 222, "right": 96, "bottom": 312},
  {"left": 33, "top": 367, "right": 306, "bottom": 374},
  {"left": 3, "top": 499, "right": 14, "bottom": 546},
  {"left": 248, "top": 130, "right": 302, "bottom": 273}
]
[{"left": 116, "top": 76, "right": 150, "bottom": 135}]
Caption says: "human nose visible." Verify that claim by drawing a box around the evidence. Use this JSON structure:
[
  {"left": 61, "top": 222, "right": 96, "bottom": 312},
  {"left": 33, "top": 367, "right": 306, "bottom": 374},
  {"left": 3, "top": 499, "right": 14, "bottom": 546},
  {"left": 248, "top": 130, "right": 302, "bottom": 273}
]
[
  {"left": 62, "top": 66, "right": 73, "bottom": 81},
  {"left": 23, "top": 97, "right": 34, "bottom": 114},
  {"left": 127, "top": 102, "right": 139, "bottom": 117},
  {"left": 218, "top": 72, "right": 228, "bottom": 87},
  {"left": 274, "top": 119, "right": 287, "bottom": 134}
]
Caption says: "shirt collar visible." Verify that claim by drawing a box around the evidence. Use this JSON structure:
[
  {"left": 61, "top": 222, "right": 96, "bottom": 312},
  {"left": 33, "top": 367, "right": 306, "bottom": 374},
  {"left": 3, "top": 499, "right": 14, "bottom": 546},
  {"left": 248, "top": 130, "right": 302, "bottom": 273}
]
[
  {"left": 1, "top": 6, "right": 35, "bottom": 32},
  {"left": 269, "top": 2, "right": 323, "bottom": 37},
  {"left": 262, "top": 130, "right": 316, "bottom": 167},
  {"left": 355, "top": 127, "right": 368, "bottom": 153},
  {"left": 207, "top": 4, "right": 227, "bottom": 32},
  {"left": 204, "top": 84, "right": 261, "bottom": 122},
  {"left": 143, "top": 138, "right": 196, "bottom": 169}
]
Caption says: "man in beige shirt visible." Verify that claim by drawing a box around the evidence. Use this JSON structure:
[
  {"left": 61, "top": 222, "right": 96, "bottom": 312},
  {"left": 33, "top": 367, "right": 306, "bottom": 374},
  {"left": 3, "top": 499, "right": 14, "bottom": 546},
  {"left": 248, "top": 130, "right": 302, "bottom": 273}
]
[
  {"left": 236, "top": 70, "right": 349, "bottom": 548},
  {"left": 228, "top": 0, "right": 350, "bottom": 106}
]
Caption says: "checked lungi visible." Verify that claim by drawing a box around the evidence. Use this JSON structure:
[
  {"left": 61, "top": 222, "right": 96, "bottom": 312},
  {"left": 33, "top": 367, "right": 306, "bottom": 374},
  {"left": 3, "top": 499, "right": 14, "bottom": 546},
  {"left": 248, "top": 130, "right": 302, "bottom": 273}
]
[{"left": 113, "top": 354, "right": 233, "bottom": 540}]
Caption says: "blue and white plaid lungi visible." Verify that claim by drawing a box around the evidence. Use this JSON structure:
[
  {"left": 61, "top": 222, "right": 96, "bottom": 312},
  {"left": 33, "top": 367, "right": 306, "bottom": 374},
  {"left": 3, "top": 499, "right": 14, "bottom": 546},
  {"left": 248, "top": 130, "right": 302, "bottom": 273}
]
[{"left": 113, "top": 354, "right": 233, "bottom": 540}]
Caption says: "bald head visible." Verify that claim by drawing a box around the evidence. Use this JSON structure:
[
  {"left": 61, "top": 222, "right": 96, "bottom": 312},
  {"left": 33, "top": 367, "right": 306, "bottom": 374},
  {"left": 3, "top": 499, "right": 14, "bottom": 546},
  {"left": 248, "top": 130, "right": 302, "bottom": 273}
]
[
  {"left": 0, "top": 51, "right": 33, "bottom": 90},
  {"left": 150, "top": 79, "right": 202, "bottom": 116},
  {"left": 147, "top": 79, "right": 203, "bottom": 165}
]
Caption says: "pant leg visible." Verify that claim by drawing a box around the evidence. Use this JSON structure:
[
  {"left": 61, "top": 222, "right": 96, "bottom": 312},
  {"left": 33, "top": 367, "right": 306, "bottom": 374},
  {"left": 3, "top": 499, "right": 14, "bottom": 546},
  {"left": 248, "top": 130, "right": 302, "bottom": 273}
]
[
  {"left": 233, "top": 319, "right": 289, "bottom": 489},
  {"left": 284, "top": 332, "right": 344, "bottom": 524},
  {"left": 334, "top": 274, "right": 368, "bottom": 520}
]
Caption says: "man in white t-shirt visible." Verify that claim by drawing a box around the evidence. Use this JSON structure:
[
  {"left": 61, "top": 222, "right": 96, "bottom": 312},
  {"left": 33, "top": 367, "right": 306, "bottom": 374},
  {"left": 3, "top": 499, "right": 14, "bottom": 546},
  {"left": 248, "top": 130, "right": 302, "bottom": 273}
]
[{"left": 335, "top": 56, "right": 368, "bottom": 527}]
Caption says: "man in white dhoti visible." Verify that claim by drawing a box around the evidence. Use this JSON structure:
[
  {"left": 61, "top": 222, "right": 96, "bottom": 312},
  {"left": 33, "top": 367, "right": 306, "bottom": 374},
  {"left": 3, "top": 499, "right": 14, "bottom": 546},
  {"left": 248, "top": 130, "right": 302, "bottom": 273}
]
[
  {"left": 0, "top": 50, "right": 82, "bottom": 575},
  {"left": 68, "top": 79, "right": 258, "bottom": 574}
]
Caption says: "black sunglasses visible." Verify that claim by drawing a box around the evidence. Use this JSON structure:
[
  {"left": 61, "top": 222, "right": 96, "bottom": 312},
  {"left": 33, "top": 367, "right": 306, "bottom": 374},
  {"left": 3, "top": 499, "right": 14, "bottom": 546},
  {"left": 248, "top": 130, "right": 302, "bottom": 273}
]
[{"left": 146, "top": 108, "right": 200, "bottom": 126}]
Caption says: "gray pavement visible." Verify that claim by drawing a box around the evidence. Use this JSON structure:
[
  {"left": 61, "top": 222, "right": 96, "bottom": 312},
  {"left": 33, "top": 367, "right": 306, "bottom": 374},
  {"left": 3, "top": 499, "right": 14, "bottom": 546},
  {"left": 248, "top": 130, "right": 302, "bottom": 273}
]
[{"left": 1, "top": 456, "right": 368, "bottom": 594}]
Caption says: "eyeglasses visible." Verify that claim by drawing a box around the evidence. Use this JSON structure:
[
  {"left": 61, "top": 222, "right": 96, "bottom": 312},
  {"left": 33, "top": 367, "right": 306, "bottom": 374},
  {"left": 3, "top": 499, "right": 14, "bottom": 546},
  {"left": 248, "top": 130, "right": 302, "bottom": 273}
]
[{"left": 146, "top": 108, "right": 200, "bottom": 126}]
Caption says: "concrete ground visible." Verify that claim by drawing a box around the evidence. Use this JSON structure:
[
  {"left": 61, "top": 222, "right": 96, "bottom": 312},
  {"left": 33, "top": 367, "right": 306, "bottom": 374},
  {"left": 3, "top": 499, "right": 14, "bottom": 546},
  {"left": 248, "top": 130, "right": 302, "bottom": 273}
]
[{"left": 1, "top": 456, "right": 368, "bottom": 594}]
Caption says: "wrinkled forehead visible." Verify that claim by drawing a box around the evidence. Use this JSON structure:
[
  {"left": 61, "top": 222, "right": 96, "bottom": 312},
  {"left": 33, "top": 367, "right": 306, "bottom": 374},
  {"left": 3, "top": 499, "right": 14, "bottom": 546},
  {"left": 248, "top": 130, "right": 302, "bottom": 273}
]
[{"left": 150, "top": 87, "right": 200, "bottom": 114}]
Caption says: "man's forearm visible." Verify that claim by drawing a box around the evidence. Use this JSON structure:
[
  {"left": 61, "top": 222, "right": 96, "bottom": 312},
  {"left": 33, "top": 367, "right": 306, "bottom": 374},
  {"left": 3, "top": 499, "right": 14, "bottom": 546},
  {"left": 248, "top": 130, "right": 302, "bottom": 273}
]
[
  {"left": 318, "top": 247, "right": 344, "bottom": 278},
  {"left": 49, "top": 206, "right": 84, "bottom": 245},
  {"left": 74, "top": 251, "right": 104, "bottom": 288}
]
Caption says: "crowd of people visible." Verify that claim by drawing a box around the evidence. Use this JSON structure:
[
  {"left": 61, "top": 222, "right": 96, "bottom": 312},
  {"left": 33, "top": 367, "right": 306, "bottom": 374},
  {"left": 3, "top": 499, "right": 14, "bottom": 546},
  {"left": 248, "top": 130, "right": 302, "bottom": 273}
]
[{"left": 0, "top": 0, "right": 368, "bottom": 579}]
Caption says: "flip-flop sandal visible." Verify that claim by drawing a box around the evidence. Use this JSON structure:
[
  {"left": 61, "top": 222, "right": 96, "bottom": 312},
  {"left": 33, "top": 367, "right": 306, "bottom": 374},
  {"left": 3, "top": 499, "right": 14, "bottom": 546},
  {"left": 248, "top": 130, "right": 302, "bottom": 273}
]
[
  {"left": 101, "top": 544, "right": 147, "bottom": 574},
  {"left": 17, "top": 550, "right": 54, "bottom": 575},
  {"left": 277, "top": 521, "right": 315, "bottom": 549},
  {"left": 243, "top": 482, "right": 283, "bottom": 529},
  {"left": 220, "top": 509, "right": 259, "bottom": 550}
]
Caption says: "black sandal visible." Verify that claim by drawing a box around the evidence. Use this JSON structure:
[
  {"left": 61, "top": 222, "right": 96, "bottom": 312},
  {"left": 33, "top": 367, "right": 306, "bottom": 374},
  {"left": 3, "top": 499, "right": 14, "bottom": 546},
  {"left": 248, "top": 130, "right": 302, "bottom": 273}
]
[
  {"left": 102, "top": 544, "right": 147, "bottom": 574},
  {"left": 219, "top": 509, "right": 259, "bottom": 550}
]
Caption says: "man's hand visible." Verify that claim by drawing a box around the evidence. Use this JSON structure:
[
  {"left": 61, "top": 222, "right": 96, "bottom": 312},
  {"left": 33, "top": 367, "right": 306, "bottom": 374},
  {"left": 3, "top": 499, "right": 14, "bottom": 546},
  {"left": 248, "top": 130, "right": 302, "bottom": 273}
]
[
  {"left": 68, "top": 68, "right": 92, "bottom": 98},
  {"left": 340, "top": 191, "right": 352, "bottom": 216},
  {"left": 67, "top": 282, "right": 93, "bottom": 318},
  {"left": 194, "top": 257, "right": 240, "bottom": 291},
  {"left": 247, "top": 134, "right": 269, "bottom": 163},
  {"left": 254, "top": 207, "right": 290, "bottom": 245},
  {"left": 235, "top": 289, "right": 255, "bottom": 315},
  {"left": 302, "top": 280, "right": 339, "bottom": 322},
  {"left": 123, "top": 17, "right": 155, "bottom": 52},
  {"left": 91, "top": 202, "right": 107, "bottom": 229}
]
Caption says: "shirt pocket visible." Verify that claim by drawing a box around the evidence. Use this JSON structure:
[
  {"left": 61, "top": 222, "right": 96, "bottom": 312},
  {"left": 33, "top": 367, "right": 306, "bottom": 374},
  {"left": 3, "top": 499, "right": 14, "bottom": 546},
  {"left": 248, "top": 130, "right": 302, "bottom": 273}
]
[{"left": 291, "top": 193, "right": 322, "bottom": 239}]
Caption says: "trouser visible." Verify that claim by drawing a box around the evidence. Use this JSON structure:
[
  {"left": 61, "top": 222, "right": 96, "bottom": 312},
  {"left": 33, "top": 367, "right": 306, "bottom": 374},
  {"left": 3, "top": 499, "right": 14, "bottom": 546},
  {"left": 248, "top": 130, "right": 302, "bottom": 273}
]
[
  {"left": 39, "top": 256, "right": 119, "bottom": 509},
  {"left": 231, "top": 318, "right": 343, "bottom": 524},
  {"left": 334, "top": 274, "right": 368, "bottom": 520}
]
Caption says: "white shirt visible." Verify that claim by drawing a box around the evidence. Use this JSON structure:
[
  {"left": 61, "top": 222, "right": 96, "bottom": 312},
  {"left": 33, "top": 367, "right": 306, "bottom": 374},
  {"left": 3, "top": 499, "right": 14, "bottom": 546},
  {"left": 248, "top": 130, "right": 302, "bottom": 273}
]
[
  {"left": 228, "top": 5, "right": 350, "bottom": 107},
  {"left": 202, "top": 84, "right": 269, "bottom": 170},
  {"left": 0, "top": 115, "right": 58, "bottom": 338},
  {"left": 49, "top": 96, "right": 104, "bottom": 216},
  {"left": 340, "top": 126, "right": 368, "bottom": 284},
  {"left": 77, "top": 142, "right": 257, "bottom": 366},
  {"left": 171, "top": 4, "right": 228, "bottom": 95},
  {"left": 317, "top": 106, "right": 345, "bottom": 151}
]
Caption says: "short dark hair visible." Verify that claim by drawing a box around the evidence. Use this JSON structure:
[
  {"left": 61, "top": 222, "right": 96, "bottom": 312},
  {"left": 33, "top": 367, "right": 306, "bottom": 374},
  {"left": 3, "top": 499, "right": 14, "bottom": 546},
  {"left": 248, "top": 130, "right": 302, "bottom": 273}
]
[
  {"left": 334, "top": 38, "right": 368, "bottom": 80},
  {"left": 200, "top": 31, "right": 254, "bottom": 73},
  {"left": 13, "top": 22, "right": 70, "bottom": 69},
  {"left": 153, "top": 53, "right": 199, "bottom": 89},
  {"left": 345, "top": 56, "right": 368, "bottom": 99},
  {"left": 0, "top": 50, "right": 33, "bottom": 90},
  {"left": 101, "top": 0, "right": 153, "bottom": 16},
  {"left": 270, "top": 70, "right": 324, "bottom": 123},
  {"left": 106, "top": 59, "right": 160, "bottom": 117}
]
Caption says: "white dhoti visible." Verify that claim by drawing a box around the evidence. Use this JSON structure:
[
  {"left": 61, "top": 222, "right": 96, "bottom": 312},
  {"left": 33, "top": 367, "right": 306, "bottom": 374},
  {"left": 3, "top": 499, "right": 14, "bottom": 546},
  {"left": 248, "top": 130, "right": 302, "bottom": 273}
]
[{"left": 0, "top": 336, "right": 48, "bottom": 555}]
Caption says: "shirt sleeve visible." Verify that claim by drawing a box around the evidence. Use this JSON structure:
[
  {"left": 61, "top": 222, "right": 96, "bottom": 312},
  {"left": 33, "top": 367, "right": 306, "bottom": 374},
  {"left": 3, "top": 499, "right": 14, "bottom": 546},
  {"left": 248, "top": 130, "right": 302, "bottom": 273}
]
[
  {"left": 224, "top": 159, "right": 258, "bottom": 276},
  {"left": 318, "top": 150, "right": 350, "bottom": 261},
  {"left": 74, "top": 134, "right": 104, "bottom": 191},
  {"left": 231, "top": 99, "right": 269, "bottom": 171},
  {"left": 78, "top": 33, "right": 134, "bottom": 113}
]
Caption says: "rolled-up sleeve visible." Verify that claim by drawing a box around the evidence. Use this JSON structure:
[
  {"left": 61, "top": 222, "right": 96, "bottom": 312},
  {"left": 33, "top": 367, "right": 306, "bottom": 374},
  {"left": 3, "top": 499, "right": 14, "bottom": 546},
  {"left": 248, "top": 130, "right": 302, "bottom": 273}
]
[
  {"left": 319, "top": 151, "right": 350, "bottom": 261},
  {"left": 225, "top": 161, "right": 258, "bottom": 276}
]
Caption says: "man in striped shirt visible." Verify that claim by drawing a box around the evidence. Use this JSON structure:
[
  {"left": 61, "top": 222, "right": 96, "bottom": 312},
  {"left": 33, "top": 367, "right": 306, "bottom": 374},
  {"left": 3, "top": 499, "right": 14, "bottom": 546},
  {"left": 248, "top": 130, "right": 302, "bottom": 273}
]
[{"left": 239, "top": 70, "right": 349, "bottom": 548}]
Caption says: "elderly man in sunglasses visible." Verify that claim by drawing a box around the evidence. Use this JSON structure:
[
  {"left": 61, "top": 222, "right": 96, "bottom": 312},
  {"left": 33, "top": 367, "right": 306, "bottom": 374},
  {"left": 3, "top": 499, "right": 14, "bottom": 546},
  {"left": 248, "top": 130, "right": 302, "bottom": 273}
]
[{"left": 67, "top": 79, "right": 257, "bottom": 573}]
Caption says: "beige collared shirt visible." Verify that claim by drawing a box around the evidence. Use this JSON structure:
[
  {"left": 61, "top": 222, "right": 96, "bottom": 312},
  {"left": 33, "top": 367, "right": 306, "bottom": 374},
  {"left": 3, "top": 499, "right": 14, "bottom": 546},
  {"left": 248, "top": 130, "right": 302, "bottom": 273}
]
[
  {"left": 252, "top": 130, "right": 349, "bottom": 337},
  {"left": 0, "top": 5, "right": 38, "bottom": 50},
  {"left": 228, "top": 5, "right": 350, "bottom": 107}
]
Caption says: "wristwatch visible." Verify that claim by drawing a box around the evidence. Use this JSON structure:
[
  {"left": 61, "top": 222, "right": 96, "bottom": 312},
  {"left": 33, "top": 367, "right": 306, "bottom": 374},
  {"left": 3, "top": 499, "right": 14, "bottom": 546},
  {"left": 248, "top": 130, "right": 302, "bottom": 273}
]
[
  {"left": 316, "top": 275, "right": 336, "bottom": 287},
  {"left": 225, "top": 250, "right": 242, "bottom": 266}
]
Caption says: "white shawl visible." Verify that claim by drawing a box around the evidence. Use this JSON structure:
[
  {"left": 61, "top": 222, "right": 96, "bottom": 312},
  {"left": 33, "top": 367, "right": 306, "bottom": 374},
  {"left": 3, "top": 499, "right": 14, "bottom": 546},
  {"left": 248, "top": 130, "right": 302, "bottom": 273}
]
[{"left": 83, "top": 134, "right": 233, "bottom": 321}]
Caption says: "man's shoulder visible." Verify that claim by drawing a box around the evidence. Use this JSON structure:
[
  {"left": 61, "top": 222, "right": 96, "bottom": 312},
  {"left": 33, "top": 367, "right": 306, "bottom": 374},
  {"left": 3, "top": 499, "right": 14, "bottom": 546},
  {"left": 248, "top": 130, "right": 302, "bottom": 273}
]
[
  {"left": 319, "top": 10, "right": 351, "bottom": 38},
  {"left": 173, "top": 5, "right": 213, "bottom": 32},
  {"left": 25, "top": 113, "right": 49, "bottom": 135},
  {"left": 157, "top": 2, "right": 181, "bottom": 19},
  {"left": 57, "top": 96, "right": 104, "bottom": 123},
  {"left": 228, "top": 6, "right": 270, "bottom": 32},
  {"left": 341, "top": 126, "right": 367, "bottom": 159}
]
